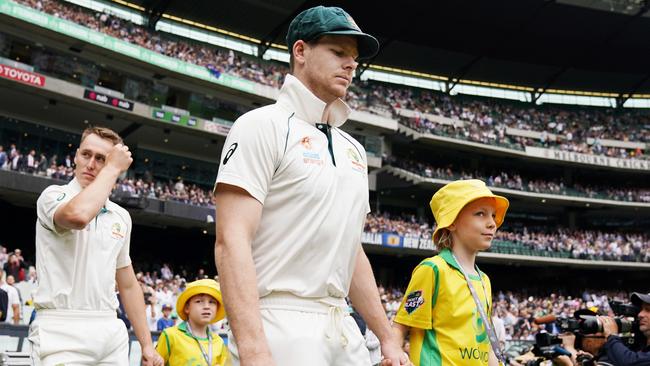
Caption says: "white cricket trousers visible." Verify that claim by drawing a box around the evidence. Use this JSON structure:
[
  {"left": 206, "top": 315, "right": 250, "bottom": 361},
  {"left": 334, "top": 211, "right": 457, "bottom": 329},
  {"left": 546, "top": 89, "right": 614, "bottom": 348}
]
[
  {"left": 227, "top": 292, "right": 372, "bottom": 366},
  {"left": 28, "top": 309, "right": 129, "bottom": 366}
]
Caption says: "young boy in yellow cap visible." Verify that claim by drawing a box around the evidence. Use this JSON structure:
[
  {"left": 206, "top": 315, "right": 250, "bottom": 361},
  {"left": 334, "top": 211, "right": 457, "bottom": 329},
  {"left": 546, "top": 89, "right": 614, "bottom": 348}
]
[
  {"left": 392, "top": 179, "right": 509, "bottom": 366},
  {"left": 156, "top": 279, "right": 228, "bottom": 365}
]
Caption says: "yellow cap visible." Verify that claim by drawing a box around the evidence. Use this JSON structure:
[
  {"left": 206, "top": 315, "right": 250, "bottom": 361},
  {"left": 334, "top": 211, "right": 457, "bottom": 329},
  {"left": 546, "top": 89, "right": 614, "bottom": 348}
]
[
  {"left": 430, "top": 179, "right": 509, "bottom": 243},
  {"left": 176, "top": 279, "right": 226, "bottom": 323}
]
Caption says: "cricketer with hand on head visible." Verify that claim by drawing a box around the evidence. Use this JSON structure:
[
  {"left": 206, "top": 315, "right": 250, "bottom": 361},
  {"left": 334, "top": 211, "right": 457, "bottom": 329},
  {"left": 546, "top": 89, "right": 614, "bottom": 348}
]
[{"left": 29, "top": 127, "right": 163, "bottom": 366}]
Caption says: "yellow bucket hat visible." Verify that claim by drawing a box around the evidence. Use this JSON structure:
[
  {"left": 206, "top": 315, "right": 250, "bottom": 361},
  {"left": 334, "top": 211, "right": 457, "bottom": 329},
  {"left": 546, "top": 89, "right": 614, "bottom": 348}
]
[
  {"left": 176, "top": 279, "right": 226, "bottom": 323},
  {"left": 430, "top": 179, "right": 509, "bottom": 243}
]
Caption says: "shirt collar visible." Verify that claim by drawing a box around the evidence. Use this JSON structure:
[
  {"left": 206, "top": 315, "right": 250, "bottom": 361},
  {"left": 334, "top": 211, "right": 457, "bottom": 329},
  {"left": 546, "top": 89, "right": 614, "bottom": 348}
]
[
  {"left": 277, "top": 74, "right": 351, "bottom": 127},
  {"left": 178, "top": 321, "right": 211, "bottom": 340},
  {"left": 439, "top": 248, "right": 484, "bottom": 280},
  {"left": 68, "top": 178, "right": 83, "bottom": 194}
]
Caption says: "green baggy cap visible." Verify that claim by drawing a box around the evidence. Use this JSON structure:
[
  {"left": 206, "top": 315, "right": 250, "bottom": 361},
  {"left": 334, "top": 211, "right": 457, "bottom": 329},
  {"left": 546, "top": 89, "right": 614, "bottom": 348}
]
[{"left": 286, "top": 6, "right": 380, "bottom": 60}]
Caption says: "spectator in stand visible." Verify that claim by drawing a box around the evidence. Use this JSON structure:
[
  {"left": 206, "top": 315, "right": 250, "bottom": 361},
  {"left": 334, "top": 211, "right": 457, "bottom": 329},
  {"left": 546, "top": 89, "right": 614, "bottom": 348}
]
[
  {"left": 48, "top": 153, "right": 58, "bottom": 168},
  {"left": 0, "top": 270, "right": 21, "bottom": 325},
  {"left": 157, "top": 284, "right": 174, "bottom": 306},
  {"left": 37, "top": 153, "right": 48, "bottom": 173},
  {"left": 3, "top": 253, "right": 27, "bottom": 282},
  {"left": 161, "top": 263, "right": 173, "bottom": 281},
  {"left": 10, "top": 149, "right": 21, "bottom": 171},
  {"left": 26, "top": 149, "right": 36, "bottom": 173},
  {"left": 0, "top": 245, "right": 7, "bottom": 270},
  {"left": 156, "top": 304, "right": 175, "bottom": 332},
  {"left": 0, "top": 145, "right": 6, "bottom": 169}
]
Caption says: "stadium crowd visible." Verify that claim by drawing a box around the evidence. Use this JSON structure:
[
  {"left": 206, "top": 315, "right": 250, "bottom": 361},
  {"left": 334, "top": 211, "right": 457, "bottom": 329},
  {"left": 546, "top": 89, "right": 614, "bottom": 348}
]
[
  {"left": 4, "top": 139, "right": 649, "bottom": 210},
  {"left": 4, "top": 141, "right": 649, "bottom": 262},
  {"left": 114, "top": 177, "right": 214, "bottom": 207},
  {"left": 389, "top": 157, "right": 650, "bottom": 203},
  {"left": 12, "top": 0, "right": 650, "bottom": 160},
  {"left": 0, "top": 143, "right": 214, "bottom": 207},
  {"left": 0, "top": 243, "right": 635, "bottom": 345},
  {"left": 365, "top": 212, "right": 650, "bottom": 262}
]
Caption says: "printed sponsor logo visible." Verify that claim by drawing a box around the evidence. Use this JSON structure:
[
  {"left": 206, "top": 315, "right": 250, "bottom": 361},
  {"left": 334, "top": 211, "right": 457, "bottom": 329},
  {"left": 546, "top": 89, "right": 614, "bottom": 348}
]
[
  {"left": 0, "top": 64, "right": 45, "bottom": 87},
  {"left": 222, "top": 143, "right": 238, "bottom": 165},
  {"left": 303, "top": 152, "right": 323, "bottom": 165},
  {"left": 404, "top": 290, "right": 424, "bottom": 314},
  {"left": 83, "top": 89, "right": 134, "bottom": 111},
  {"left": 301, "top": 137, "right": 323, "bottom": 165},
  {"left": 459, "top": 347, "right": 489, "bottom": 362}
]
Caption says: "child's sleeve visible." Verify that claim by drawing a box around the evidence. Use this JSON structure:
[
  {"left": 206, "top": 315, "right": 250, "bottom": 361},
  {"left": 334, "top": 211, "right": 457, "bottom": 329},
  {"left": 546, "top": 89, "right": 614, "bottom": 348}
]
[
  {"left": 394, "top": 259, "right": 439, "bottom": 330},
  {"left": 155, "top": 330, "right": 170, "bottom": 363}
]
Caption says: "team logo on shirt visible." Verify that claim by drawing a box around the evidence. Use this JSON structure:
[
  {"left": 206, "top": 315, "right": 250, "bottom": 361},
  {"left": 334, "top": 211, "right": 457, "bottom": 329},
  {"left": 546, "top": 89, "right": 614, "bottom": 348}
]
[
  {"left": 111, "top": 222, "right": 124, "bottom": 239},
  {"left": 347, "top": 148, "right": 365, "bottom": 172},
  {"left": 404, "top": 290, "right": 424, "bottom": 314},
  {"left": 56, "top": 193, "right": 66, "bottom": 201}
]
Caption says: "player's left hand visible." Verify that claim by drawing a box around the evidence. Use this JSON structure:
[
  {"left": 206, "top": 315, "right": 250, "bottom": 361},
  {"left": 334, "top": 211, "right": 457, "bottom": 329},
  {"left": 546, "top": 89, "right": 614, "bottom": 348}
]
[
  {"left": 380, "top": 337, "right": 413, "bottom": 366},
  {"left": 141, "top": 344, "right": 164, "bottom": 366}
]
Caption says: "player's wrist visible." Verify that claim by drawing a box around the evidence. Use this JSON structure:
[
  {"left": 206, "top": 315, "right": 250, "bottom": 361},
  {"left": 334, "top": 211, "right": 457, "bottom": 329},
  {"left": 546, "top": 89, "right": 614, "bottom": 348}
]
[
  {"left": 239, "top": 347, "right": 274, "bottom": 364},
  {"left": 237, "top": 337, "right": 272, "bottom": 356},
  {"left": 138, "top": 334, "right": 155, "bottom": 350},
  {"left": 100, "top": 164, "right": 123, "bottom": 178},
  {"left": 378, "top": 333, "right": 402, "bottom": 351}
]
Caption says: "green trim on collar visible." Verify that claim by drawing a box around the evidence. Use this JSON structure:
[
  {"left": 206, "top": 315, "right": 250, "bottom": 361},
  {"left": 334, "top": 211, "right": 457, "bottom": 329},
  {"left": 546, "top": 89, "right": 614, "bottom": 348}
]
[
  {"left": 438, "top": 248, "right": 483, "bottom": 281},
  {"left": 178, "top": 321, "right": 211, "bottom": 341}
]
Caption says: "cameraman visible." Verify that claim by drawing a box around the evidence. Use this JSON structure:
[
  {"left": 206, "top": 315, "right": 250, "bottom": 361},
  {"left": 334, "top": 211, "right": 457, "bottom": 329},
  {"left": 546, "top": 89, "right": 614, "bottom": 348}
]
[{"left": 597, "top": 292, "right": 650, "bottom": 366}]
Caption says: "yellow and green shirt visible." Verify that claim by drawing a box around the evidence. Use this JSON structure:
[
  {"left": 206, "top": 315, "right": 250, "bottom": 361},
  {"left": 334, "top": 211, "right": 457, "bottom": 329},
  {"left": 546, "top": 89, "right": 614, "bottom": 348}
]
[
  {"left": 156, "top": 321, "right": 228, "bottom": 366},
  {"left": 394, "top": 249, "right": 493, "bottom": 366}
]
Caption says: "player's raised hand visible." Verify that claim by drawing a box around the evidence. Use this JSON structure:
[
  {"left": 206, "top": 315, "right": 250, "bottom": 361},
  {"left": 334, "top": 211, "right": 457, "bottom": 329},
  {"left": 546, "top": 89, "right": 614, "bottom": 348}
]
[{"left": 106, "top": 143, "right": 133, "bottom": 173}]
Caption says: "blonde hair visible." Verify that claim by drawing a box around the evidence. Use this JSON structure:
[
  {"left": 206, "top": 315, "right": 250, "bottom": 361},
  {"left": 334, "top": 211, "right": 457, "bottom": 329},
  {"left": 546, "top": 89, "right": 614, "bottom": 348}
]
[
  {"left": 435, "top": 228, "right": 453, "bottom": 250},
  {"left": 81, "top": 126, "right": 122, "bottom": 146}
]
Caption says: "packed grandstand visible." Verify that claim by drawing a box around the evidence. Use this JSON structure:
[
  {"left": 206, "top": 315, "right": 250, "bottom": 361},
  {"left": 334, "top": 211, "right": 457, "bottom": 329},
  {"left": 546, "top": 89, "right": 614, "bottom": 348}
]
[{"left": 0, "top": 0, "right": 648, "bottom": 364}]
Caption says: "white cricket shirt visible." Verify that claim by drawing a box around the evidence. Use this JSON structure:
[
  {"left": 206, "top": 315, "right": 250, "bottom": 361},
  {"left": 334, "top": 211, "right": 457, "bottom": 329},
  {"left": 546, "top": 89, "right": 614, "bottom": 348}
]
[
  {"left": 34, "top": 178, "right": 132, "bottom": 311},
  {"left": 216, "top": 74, "right": 371, "bottom": 299}
]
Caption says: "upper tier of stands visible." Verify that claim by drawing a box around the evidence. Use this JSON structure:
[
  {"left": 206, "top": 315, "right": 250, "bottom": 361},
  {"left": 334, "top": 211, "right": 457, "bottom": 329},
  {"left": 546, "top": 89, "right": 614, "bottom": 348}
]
[{"left": 5, "top": 0, "right": 648, "bottom": 162}]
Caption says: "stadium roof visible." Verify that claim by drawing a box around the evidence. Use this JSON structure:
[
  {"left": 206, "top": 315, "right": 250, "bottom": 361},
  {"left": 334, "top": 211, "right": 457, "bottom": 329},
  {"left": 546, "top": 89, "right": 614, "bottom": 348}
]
[{"left": 122, "top": 0, "right": 650, "bottom": 95}]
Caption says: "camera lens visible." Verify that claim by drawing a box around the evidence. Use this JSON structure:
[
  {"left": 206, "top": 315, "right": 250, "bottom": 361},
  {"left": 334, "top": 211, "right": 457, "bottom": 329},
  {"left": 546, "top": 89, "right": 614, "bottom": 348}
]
[{"left": 579, "top": 316, "right": 601, "bottom": 334}]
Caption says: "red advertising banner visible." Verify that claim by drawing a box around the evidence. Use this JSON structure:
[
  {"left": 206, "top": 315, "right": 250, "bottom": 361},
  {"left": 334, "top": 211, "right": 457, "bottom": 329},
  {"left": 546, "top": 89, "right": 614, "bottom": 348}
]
[{"left": 0, "top": 64, "right": 46, "bottom": 87}]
